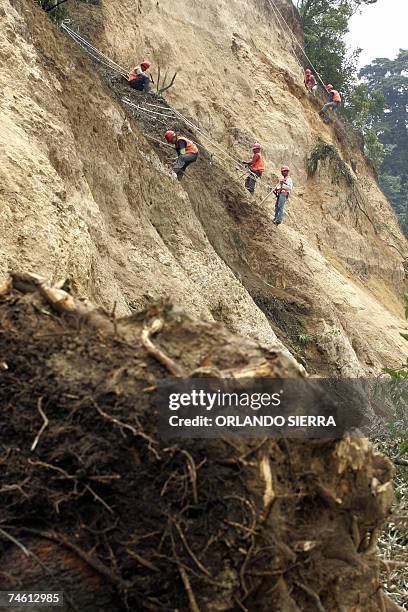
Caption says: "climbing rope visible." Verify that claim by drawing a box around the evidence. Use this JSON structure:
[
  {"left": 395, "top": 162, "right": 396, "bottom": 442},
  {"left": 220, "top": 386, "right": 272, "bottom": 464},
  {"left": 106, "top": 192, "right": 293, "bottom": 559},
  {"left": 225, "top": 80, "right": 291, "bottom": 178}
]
[
  {"left": 124, "top": 107, "right": 170, "bottom": 126},
  {"left": 172, "top": 108, "right": 242, "bottom": 166},
  {"left": 144, "top": 134, "right": 175, "bottom": 149},
  {"left": 123, "top": 98, "right": 176, "bottom": 119},
  {"left": 166, "top": 108, "right": 269, "bottom": 185},
  {"left": 61, "top": 21, "right": 128, "bottom": 78},
  {"left": 266, "top": 0, "right": 326, "bottom": 88},
  {"left": 143, "top": 101, "right": 177, "bottom": 112},
  {"left": 127, "top": 97, "right": 264, "bottom": 185},
  {"left": 61, "top": 23, "right": 245, "bottom": 167},
  {"left": 60, "top": 21, "right": 272, "bottom": 193},
  {"left": 266, "top": 0, "right": 300, "bottom": 62}
]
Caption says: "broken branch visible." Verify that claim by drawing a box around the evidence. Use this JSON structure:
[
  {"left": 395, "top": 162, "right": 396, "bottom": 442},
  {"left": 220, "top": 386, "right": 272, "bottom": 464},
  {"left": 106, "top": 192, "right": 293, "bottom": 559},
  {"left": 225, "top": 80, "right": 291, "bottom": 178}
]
[
  {"left": 141, "top": 317, "right": 185, "bottom": 376},
  {"left": 178, "top": 564, "right": 201, "bottom": 612},
  {"left": 156, "top": 65, "right": 161, "bottom": 92},
  {"left": 159, "top": 72, "right": 178, "bottom": 94},
  {"left": 180, "top": 449, "right": 199, "bottom": 504}
]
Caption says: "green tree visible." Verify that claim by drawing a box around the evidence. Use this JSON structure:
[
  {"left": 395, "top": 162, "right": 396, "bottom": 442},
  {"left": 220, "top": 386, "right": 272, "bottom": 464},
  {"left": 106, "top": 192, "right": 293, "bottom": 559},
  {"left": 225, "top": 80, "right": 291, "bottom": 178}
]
[
  {"left": 343, "top": 83, "right": 384, "bottom": 130},
  {"left": 37, "top": 0, "right": 68, "bottom": 22},
  {"left": 295, "top": 0, "right": 378, "bottom": 94},
  {"left": 360, "top": 51, "right": 408, "bottom": 176},
  {"left": 359, "top": 51, "right": 408, "bottom": 236},
  {"left": 343, "top": 84, "right": 386, "bottom": 169}
]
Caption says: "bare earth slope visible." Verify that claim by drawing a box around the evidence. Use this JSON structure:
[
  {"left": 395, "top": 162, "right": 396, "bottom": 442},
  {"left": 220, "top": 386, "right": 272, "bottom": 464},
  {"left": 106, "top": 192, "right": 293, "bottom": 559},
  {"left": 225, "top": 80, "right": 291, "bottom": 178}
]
[
  {"left": 0, "top": 0, "right": 285, "bottom": 353},
  {"left": 0, "top": 0, "right": 407, "bottom": 374}
]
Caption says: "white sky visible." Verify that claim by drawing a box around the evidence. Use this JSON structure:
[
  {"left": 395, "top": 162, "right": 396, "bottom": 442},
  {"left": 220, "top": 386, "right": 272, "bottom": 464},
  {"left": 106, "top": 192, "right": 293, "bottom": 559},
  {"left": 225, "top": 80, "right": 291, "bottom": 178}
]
[{"left": 345, "top": 0, "right": 408, "bottom": 69}]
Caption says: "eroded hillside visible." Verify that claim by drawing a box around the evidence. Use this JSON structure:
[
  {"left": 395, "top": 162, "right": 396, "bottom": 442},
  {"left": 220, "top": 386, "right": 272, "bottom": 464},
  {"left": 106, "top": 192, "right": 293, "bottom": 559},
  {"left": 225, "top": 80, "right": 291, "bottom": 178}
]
[{"left": 0, "top": 0, "right": 407, "bottom": 374}]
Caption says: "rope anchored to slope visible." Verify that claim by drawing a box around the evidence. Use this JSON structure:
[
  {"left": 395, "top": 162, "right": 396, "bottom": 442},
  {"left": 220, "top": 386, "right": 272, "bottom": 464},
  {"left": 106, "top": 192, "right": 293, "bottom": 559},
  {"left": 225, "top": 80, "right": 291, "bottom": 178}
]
[
  {"left": 265, "top": 0, "right": 326, "bottom": 88},
  {"left": 60, "top": 20, "right": 275, "bottom": 197},
  {"left": 61, "top": 21, "right": 128, "bottom": 78}
]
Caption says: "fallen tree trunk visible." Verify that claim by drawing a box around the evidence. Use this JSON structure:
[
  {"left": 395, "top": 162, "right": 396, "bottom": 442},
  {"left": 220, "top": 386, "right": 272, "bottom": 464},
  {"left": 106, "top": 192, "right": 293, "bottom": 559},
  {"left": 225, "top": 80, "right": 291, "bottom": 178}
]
[{"left": 0, "top": 275, "right": 401, "bottom": 611}]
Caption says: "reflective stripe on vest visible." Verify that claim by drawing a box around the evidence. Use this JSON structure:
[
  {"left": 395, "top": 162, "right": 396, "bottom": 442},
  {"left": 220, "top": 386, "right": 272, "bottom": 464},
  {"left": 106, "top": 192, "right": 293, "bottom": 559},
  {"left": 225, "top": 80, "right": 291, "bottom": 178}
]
[
  {"left": 251, "top": 153, "right": 265, "bottom": 173},
  {"left": 332, "top": 90, "right": 341, "bottom": 103},
  {"left": 177, "top": 136, "right": 199, "bottom": 154}
]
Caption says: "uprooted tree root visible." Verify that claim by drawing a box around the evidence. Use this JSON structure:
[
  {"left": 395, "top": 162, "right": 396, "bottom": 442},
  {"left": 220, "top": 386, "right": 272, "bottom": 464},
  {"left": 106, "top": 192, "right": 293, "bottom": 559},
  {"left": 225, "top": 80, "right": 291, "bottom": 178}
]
[{"left": 0, "top": 275, "right": 403, "bottom": 611}]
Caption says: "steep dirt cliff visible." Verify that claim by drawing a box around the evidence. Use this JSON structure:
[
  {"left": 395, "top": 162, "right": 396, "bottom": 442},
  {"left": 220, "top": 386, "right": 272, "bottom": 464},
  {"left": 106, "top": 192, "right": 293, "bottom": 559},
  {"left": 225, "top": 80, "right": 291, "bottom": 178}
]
[
  {"left": 0, "top": 0, "right": 407, "bottom": 375},
  {"left": 98, "top": 0, "right": 408, "bottom": 375},
  {"left": 0, "top": 0, "right": 405, "bottom": 376}
]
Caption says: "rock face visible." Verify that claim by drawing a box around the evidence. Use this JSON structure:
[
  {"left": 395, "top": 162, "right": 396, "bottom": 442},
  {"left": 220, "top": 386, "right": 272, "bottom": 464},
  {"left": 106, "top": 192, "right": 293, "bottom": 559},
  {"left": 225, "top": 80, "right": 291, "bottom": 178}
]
[{"left": 0, "top": 0, "right": 407, "bottom": 373}]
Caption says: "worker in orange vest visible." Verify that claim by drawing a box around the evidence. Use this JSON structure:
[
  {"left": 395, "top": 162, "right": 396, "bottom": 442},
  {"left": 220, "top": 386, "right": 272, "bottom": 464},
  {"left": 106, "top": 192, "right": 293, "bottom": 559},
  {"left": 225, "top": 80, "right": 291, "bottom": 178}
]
[
  {"left": 164, "top": 130, "right": 199, "bottom": 180},
  {"left": 304, "top": 68, "right": 318, "bottom": 96},
  {"left": 319, "top": 84, "right": 342, "bottom": 117},
  {"left": 128, "top": 60, "right": 152, "bottom": 93},
  {"left": 242, "top": 143, "right": 265, "bottom": 195}
]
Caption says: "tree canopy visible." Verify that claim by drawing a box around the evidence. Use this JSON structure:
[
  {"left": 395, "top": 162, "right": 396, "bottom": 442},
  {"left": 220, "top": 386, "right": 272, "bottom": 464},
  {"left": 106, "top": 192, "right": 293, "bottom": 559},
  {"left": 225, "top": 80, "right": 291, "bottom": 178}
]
[
  {"left": 295, "top": 2, "right": 407, "bottom": 237},
  {"left": 359, "top": 51, "right": 408, "bottom": 236},
  {"left": 295, "top": 0, "right": 378, "bottom": 94}
]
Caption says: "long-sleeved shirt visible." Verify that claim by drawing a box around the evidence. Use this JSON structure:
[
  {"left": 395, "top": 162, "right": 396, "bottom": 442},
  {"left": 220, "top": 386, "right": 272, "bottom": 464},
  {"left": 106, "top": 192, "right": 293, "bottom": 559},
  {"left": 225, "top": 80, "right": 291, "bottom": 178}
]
[{"left": 275, "top": 176, "right": 293, "bottom": 196}]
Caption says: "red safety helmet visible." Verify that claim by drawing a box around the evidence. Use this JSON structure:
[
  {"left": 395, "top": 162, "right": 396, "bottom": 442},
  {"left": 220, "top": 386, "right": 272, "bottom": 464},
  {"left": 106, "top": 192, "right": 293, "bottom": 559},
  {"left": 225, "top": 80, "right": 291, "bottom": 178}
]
[
  {"left": 252, "top": 143, "right": 261, "bottom": 150},
  {"left": 141, "top": 60, "right": 151, "bottom": 70},
  {"left": 164, "top": 130, "right": 176, "bottom": 142},
  {"left": 281, "top": 165, "right": 290, "bottom": 173},
  {"left": 326, "top": 84, "right": 333, "bottom": 91},
  {"left": 305, "top": 69, "right": 312, "bottom": 75}
]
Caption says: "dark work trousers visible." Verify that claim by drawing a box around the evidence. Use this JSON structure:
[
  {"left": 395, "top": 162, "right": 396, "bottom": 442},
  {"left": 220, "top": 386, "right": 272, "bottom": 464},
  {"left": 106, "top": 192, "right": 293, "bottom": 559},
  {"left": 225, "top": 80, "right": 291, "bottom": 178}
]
[
  {"left": 319, "top": 101, "right": 340, "bottom": 115},
  {"left": 174, "top": 152, "right": 198, "bottom": 180},
  {"left": 245, "top": 170, "right": 262, "bottom": 194},
  {"left": 130, "top": 74, "right": 151, "bottom": 93}
]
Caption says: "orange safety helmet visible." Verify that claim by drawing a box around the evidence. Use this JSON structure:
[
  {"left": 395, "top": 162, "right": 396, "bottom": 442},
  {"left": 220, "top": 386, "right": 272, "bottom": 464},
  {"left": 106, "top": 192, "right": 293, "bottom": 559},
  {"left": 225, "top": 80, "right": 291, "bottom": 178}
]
[
  {"left": 164, "top": 130, "right": 176, "bottom": 142},
  {"left": 252, "top": 143, "right": 261, "bottom": 150},
  {"left": 281, "top": 165, "right": 290, "bottom": 173},
  {"left": 326, "top": 84, "right": 334, "bottom": 91},
  {"left": 141, "top": 60, "right": 151, "bottom": 70}
]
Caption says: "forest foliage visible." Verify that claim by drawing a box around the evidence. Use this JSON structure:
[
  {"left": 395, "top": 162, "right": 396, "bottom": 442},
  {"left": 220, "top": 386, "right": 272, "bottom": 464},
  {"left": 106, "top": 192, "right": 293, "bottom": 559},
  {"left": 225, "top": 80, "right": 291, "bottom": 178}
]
[{"left": 296, "top": 0, "right": 407, "bottom": 237}]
